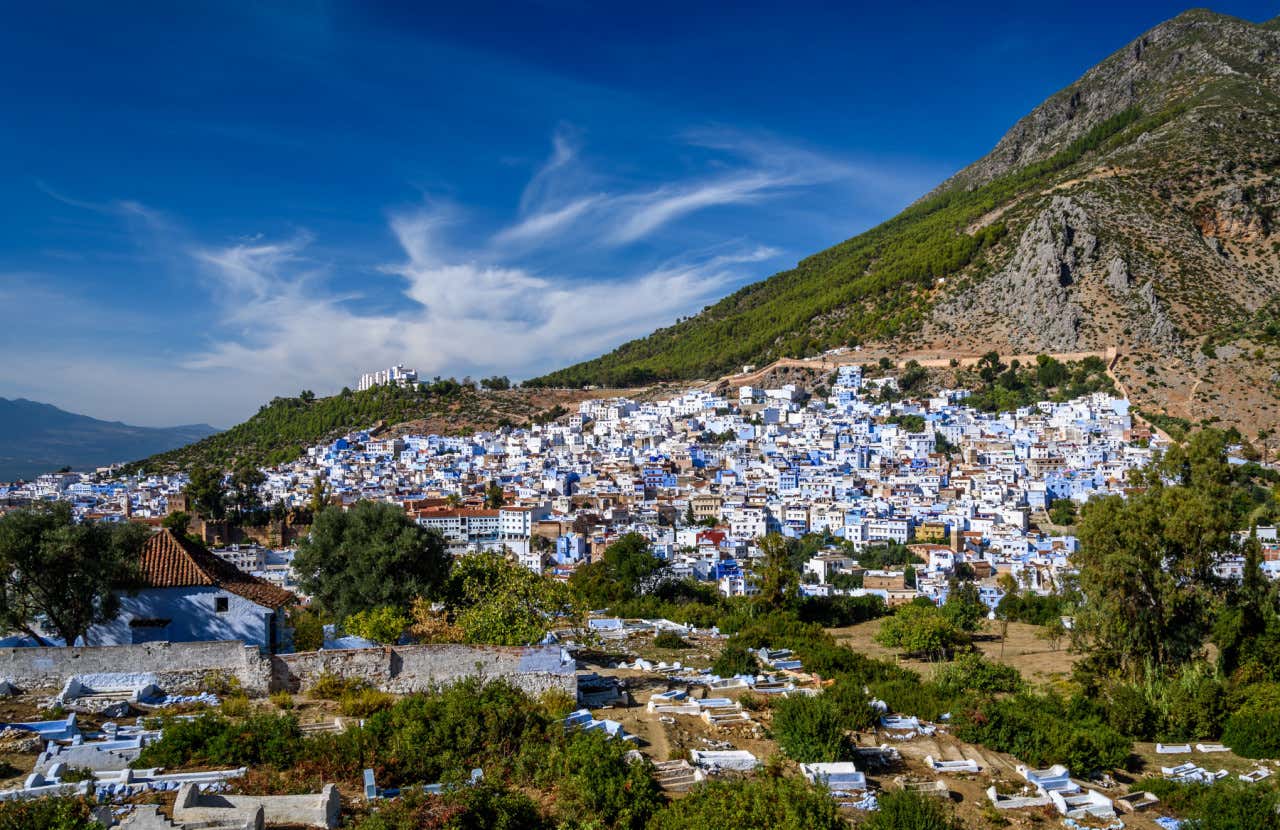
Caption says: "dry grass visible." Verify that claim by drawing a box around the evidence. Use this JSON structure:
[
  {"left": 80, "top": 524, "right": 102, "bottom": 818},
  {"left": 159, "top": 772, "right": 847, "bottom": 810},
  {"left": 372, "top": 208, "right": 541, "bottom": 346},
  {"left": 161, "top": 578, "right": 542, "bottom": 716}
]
[{"left": 828, "top": 618, "right": 1079, "bottom": 687}]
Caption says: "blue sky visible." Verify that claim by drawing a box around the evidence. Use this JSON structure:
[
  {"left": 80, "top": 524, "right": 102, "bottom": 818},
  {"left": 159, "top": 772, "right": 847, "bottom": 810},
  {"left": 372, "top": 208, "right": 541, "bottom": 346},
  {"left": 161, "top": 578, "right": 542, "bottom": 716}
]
[{"left": 1, "top": 1, "right": 1274, "bottom": 427}]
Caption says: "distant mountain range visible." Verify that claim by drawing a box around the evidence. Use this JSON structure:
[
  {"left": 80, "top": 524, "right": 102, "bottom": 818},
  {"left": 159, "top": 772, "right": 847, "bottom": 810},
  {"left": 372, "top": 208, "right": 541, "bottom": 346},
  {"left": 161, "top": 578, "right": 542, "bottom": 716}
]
[
  {"left": 0, "top": 398, "right": 219, "bottom": 482},
  {"left": 533, "top": 9, "right": 1280, "bottom": 435}
]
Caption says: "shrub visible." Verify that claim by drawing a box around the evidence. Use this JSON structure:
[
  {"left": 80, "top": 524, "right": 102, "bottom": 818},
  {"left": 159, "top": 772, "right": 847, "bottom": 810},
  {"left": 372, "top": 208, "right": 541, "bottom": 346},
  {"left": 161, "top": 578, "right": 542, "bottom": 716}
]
[
  {"left": 646, "top": 774, "right": 845, "bottom": 829},
  {"left": 822, "top": 676, "right": 880, "bottom": 731},
  {"left": 956, "top": 693, "right": 1130, "bottom": 774},
  {"left": 533, "top": 730, "right": 662, "bottom": 830},
  {"left": 352, "top": 784, "right": 551, "bottom": 830},
  {"left": 308, "top": 671, "right": 370, "bottom": 700},
  {"left": 133, "top": 713, "right": 304, "bottom": 770},
  {"left": 288, "top": 605, "right": 324, "bottom": 652},
  {"left": 270, "top": 690, "right": 295, "bottom": 710},
  {"left": 653, "top": 630, "right": 690, "bottom": 649},
  {"left": 1222, "top": 706, "right": 1280, "bottom": 758},
  {"left": 932, "top": 653, "right": 1024, "bottom": 695},
  {"left": 339, "top": 688, "right": 396, "bottom": 718},
  {"left": 868, "top": 679, "right": 960, "bottom": 723},
  {"left": 364, "top": 679, "right": 554, "bottom": 787},
  {"left": 861, "top": 789, "right": 964, "bottom": 830},
  {"left": 0, "top": 796, "right": 103, "bottom": 830},
  {"left": 1137, "top": 777, "right": 1280, "bottom": 830},
  {"left": 711, "top": 642, "right": 759, "bottom": 677},
  {"left": 771, "top": 694, "right": 851, "bottom": 763},
  {"left": 220, "top": 694, "right": 252, "bottom": 718}
]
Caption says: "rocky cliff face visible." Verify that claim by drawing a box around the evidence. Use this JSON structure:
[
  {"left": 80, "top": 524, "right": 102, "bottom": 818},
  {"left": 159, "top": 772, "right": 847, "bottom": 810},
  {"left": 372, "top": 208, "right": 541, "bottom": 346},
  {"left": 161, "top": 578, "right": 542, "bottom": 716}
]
[
  {"left": 931, "top": 10, "right": 1280, "bottom": 196},
  {"left": 915, "top": 10, "right": 1280, "bottom": 432},
  {"left": 543, "top": 10, "right": 1280, "bottom": 433}
]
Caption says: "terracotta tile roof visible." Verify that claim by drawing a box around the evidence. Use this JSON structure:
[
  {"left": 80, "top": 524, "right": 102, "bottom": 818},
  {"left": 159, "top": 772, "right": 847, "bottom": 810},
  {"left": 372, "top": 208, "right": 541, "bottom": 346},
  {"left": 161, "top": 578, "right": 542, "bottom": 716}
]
[{"left": 137, "top": 529, "right": 295, "bottom": 610}]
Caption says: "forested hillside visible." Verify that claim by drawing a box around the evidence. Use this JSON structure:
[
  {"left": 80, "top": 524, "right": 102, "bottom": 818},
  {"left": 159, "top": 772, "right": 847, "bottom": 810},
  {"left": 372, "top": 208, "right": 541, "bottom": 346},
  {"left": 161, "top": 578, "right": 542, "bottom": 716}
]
[
  {"left": 533, "top": 10, "right": 1280, "bottom": 436},
  {"left": 125, "top": 382, "right": 604, "bottom": 473}
]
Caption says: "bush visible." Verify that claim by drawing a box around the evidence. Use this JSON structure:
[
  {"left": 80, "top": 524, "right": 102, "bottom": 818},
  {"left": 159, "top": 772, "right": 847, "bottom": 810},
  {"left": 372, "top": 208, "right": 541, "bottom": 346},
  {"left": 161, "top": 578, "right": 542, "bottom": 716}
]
[
  {"left": 0, "top": 796, "right": 103, "bottom": 830},
  {"left": 711, "top": 642, "right": 759, "bottom": 677},
  {"left": 647, "top": 774, "right": 845, "bottom": 829},
  {"left": 364, "top": 680, "right": 554, "bottom": 787},
  {"left": 270, "top": 690, "right": 295, "bottom": 710},
  {"left": 340, "top": 688, "right": 396, "bottom": 718},
  {"left": 932, "top": 653, "right": 1024, "bottom": 695},
  {"left": 861, "top": 789, "right": 963, "bottom": 830},
  {"left": 868, "top": 679, "right": 960, "bottom": 723},
  {"left": 875, "top": 602, "right": 967, "bottom": 659},
  {"left": 532, "top": 730, "right": 662, "bottom": 830},
  {"left": 955, "top": 693, "right": 1130, "bottom": 774},
  {"left": 288, "top": 605, "right": 324, "bottom": 652},
  {"left": 220, "top": 694, "right": 252, "bottom": 718},
  {"left": 653, "top": 630, "right": 690, "bottom": 649},
  {"left": 771, "top": 694, "right": 851, "bottom": 763},
  {"left": 797, "top": 594, "right": 887, "bottom": 627},
  {"left": 1222, "top": 706, "right": 1280, "bottom": 758},
  {"left": 822, "top": 676, "right": 880, "bottom": 730},
  {"left": 308, "top": 671, "right": 370, "bottom": 700},
  {"left": 133, "top": 713, "right": 304, "bottom": 770},
  {"left": 352, "top": 784, "right": 551, "bottom": 830},
  {"left": 1138, "top": 777, "right": 1280, "bottom": 830}
]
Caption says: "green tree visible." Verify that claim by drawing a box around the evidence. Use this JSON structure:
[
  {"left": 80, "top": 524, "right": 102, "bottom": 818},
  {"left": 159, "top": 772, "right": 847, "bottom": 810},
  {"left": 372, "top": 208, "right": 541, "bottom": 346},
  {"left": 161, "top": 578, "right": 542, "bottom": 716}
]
[
  {"left": 1048, "top": 498, "right": 1078, "bottom": 525},
  {"left": 307, "top": 474, "right": 330, "bottom": 515},
  {"left": 185, "top": 463, "right": 227, "bottom": 520},
  {"left": 484, "top": 481, "right": 506, "bottom": 509},
  {"left": 293, "top": 501, "right": 451, "bottom": 623},
  {"left": 942, "top": 580, "right": 986, "bottom": 632},
  {"left": 753, "top": 533, "right": 799, "bottom": 612},
  {"left": 161, "top": 511, "right": 191, "bottom": 534},
  {"left": 875, "top": 602, "right": 965, "bottom": 660},
  {"left": 569, "top": 533, "right": 666, "bottom": 605},
  {"left": 0, "top": 503, "right": 149, "bottom": 646},
  {"left": 1076, "top": 432, "right": 1238, "bottom": 677},
  {"left": 450, "top": 552, "right": 583, "bottom": 645},
  {"left": 344, "top": 606, "right": 409, "bottom": 645},
  {"left": 287, "top": 605, "right": 324, "bottom": 652},
  {"left": 230, "top": 460, "right": 266, "bottom": 520}
]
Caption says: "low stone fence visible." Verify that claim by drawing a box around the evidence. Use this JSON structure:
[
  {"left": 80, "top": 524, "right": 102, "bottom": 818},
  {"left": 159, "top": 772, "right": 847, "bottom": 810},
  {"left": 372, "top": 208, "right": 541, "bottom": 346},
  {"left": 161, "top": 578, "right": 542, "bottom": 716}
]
[
  {"left": 0, "top": 641, "right": 575, "bottom": 700},
  {"left": 271, "top": 643, "right": 576, "bottom": 698},
  {"left": 0, "top": 641, "right": 271, "bottom": 696}
]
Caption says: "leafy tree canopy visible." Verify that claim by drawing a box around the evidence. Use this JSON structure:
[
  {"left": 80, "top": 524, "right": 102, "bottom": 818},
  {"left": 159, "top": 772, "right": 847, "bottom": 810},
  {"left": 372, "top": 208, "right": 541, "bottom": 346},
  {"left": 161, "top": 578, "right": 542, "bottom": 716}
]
[
  {"left": 293, "top": 501, "right": 451, "bottom": 623},
  {"left": 0, "top": 503, "right": 149, "bottom": 646}
]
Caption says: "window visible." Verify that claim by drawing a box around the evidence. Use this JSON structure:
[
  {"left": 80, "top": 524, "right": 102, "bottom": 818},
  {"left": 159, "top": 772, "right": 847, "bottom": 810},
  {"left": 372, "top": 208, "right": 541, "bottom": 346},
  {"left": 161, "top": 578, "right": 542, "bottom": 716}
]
[{"left": 215, "top": 596, "right": 229, "bottom": 613}]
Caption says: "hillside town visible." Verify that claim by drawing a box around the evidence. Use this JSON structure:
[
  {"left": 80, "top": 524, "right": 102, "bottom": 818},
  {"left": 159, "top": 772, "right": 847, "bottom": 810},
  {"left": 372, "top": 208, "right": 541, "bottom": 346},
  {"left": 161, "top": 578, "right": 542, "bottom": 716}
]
[{"left": 3, "top": 365, "right": 1223, "bottom": 619}]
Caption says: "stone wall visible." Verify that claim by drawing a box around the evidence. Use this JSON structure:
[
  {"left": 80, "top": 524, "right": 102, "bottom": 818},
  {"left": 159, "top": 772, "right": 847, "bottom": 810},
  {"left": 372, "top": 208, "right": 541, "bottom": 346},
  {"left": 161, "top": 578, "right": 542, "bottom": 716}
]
[
  {"left": 271, "top": 644, "right": 576, "bottom": 698},
  {"left": 0, "top": 640, "right": 271, "bottom": 696},
  {"left": 0, "top": 641, "right": 575, "bottom": 700}
]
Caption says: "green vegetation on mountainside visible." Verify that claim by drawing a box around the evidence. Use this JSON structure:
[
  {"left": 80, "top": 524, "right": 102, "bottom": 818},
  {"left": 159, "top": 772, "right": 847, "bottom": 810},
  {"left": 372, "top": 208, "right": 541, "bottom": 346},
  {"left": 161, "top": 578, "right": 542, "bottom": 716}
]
[
  {"left": 123, "top": 382, "right": 573, "bottom": 474},
  {"left": 530, "top": 109, "right": 1150, "bottom": 388}
]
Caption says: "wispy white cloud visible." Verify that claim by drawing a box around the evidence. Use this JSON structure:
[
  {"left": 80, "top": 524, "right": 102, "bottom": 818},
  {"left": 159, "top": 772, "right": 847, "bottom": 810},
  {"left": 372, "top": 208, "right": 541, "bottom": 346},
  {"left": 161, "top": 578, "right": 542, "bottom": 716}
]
[
  {"left": 493, "top": 126, "right": 860, "bottom": 250},
  {"left": 184, "top": 204, "right": 767, "bottom": 398},
  {"left": 19, "top": 125, "right": 914, "bottom": 427}
]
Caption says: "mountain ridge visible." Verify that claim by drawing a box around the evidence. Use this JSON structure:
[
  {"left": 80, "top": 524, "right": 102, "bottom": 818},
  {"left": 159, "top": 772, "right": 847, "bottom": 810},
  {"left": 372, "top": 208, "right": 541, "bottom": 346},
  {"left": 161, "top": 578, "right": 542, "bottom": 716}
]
[
  {"left": 531, "top": 8, "right": 1280, "bottom": 435},
  {"left": 0, "top": 397, "right": 219, "bottom": 482}
]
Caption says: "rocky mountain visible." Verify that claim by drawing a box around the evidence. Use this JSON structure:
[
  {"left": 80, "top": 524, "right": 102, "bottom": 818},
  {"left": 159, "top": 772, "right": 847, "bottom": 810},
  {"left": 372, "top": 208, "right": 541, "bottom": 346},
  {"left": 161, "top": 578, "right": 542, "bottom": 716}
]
[
  {"left": 0, "top": 398, "right": 218, "bottom": 482},
  {"left": 533, "top": 9, "right": 1280, "bottom": 436}
]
